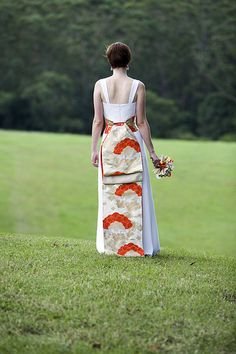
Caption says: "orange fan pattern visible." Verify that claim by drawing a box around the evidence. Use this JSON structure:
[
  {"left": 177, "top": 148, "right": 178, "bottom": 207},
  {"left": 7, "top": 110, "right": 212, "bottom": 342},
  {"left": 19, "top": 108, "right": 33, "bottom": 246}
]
[
  {"left": 113, "top": 138, "right": 141, "bottom": 154},
  {"left": 103, "top": 212, "right": 133, "bottom": 229},
  {"left": 117, "top": 242, "right": 145, "bottom": 256},
  {"left": 115, "top": 183, "right": 142, "bottom": 197}
]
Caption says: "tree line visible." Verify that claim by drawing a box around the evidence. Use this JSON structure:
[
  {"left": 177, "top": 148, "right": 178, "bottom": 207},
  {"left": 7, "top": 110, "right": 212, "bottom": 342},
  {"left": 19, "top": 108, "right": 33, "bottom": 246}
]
[{"left": 0, "top": 0, "right": 235, "bottom": 140}]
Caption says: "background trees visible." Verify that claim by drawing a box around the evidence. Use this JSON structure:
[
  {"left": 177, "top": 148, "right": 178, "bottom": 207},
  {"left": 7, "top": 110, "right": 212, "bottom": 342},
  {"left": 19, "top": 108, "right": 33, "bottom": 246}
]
[{"left": 0, "top": 0, "right": 235, "bottom": 140}]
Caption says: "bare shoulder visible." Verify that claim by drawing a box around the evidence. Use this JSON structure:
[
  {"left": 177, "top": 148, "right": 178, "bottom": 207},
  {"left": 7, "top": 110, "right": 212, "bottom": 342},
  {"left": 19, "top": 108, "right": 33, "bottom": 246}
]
[
  {"left": 136, "top": 80, "right": 145, "bottom": 95},
  {"left": 94, "top": 79, "right": 101, "bottom": 86},
  {"left": 137, "top": 80, "right": 145, "bottom": 88},
  {"left": 94, "top": 79, "right": 102, "bottom": 92}
]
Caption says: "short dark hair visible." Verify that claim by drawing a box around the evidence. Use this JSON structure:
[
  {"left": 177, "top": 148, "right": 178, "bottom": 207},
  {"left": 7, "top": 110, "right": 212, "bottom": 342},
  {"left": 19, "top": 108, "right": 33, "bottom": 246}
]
[{"left": 104, "top": 42, "right": 131, "bottom": 68}]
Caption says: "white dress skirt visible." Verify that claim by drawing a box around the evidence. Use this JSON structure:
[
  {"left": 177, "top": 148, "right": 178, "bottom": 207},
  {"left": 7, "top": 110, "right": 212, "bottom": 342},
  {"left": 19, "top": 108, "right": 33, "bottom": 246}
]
[{"left": 96, "top": 78, "right": 161, "bottom": 257}]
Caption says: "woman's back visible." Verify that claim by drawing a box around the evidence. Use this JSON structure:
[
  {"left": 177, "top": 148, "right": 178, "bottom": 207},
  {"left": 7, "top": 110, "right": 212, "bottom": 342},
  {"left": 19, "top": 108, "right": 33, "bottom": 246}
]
[
  {"left": 101, "top": 76, "right": 139, "bottom": 104},
  {"left": 100, "top": 77, "right": 140, "bottom": 121}
]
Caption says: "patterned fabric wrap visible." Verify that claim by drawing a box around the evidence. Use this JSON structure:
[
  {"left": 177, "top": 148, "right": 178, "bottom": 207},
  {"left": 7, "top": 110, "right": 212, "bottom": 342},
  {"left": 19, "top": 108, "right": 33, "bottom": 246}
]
[
  {"left": 100, "top": 116, "right": 145, "bottom": 257},
  {"left": 102, "top": 182, "right": 144, "bottom": 256},
  {"left": 101, "top": 116, "right": 143, "bottom": 184}
]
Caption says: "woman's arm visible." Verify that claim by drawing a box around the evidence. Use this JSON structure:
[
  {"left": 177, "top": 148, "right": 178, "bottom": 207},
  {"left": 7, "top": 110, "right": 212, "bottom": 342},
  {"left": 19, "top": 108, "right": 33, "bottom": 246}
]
[
  {"left": 91, "top": 80, "right": 104, "bottom": 167},
  {"left": 136, "top": 82, "right": 160, "bottom": 165}
]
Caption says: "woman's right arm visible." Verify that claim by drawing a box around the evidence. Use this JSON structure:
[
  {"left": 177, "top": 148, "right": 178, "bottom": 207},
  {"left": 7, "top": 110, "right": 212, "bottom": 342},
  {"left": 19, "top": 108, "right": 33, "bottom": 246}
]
[{"left": 136, "top": 82, "right": 160, "bottom": 166}]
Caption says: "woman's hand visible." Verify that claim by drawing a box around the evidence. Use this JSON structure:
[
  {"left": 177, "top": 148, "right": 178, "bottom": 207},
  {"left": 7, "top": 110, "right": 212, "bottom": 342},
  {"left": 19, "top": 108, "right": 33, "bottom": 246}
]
[
  {"left": 149, "top": 151, "right": 161, "bottom": 168},
  {"left": 91, "top": 150, "right": 99, "bottom": 167}
]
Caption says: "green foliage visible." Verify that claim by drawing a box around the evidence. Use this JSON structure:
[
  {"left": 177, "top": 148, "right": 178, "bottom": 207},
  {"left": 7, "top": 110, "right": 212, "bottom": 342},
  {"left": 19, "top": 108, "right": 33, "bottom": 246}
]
[
  {"left": 197, "top": 93, "right": 236, "bottom": 140},
  {"left": 0, "top": 0, "right": 235, "bottom": 139},
  {"left": 147, "top": 90, "right": 179, "bottom": 138},
  {"left": 0, "top": 91, "right": 16, "bottom": 128},
  {"left": 21, "top": 71, "right": 76, "bottom": 131},
  {"left": 220, "top": 132, "right": 236, "bottom": 141}
]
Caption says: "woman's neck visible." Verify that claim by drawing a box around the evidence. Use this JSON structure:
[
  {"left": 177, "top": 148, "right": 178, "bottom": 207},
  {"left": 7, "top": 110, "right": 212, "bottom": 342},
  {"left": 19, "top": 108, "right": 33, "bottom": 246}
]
[{"left": 112, "top": 67, "right": 128, "bottom": 78}]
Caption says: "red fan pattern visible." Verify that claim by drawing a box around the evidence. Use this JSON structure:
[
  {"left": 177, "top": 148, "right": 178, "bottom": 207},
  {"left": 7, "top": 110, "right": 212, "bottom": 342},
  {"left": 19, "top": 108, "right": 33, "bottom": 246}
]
[{"left": 113, "top": 138, "right": 141, "bottom": 154}]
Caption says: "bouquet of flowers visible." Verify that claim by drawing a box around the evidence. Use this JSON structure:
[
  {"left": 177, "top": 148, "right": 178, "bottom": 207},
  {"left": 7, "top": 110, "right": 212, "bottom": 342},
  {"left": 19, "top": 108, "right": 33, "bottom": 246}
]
[{"left": 152, "top": 155, "right": 174, "bottom": 179}]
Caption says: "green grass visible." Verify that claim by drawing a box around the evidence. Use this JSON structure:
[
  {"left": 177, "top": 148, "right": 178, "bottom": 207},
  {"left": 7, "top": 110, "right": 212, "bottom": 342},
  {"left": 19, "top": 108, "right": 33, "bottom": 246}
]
[
  {"left": 0, "top": 233, "right": 235, "bottom": 354},
  {"left": 0, "top": 129, "right": 235, "bottom": 257}
]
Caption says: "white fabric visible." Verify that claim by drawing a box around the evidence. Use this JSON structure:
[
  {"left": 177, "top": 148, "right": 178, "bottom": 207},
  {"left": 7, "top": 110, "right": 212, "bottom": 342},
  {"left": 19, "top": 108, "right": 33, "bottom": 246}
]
[
  {"left": 128, "top": 79, "right": 140, "bottom": 103},
  {"left": 96, "top": 78, "right": 161, "bottom": 256},
  {"left": 100, "top": 79, "right": 110, "bottom": 103}
]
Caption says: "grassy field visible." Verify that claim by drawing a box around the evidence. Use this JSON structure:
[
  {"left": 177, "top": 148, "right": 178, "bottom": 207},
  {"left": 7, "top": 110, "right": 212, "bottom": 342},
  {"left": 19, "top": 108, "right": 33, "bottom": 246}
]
[
  {"left": 0, "top": 129, "right": 235, "bottom": 257},
  {"left": 0, "top": 233, "right": 235, "bottom": 354},
  {"left": 0, "top": 130, "right": 235, "bottom": 353}
]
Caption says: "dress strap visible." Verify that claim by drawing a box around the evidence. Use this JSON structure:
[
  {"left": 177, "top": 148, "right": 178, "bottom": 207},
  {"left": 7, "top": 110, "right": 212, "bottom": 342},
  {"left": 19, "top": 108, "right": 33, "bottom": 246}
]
[
  {"left": 128, "top": 79, "right": 140, "bottom": 103},
  {"left": 100, "top": 79, "right": 110, "bottom": 103}
]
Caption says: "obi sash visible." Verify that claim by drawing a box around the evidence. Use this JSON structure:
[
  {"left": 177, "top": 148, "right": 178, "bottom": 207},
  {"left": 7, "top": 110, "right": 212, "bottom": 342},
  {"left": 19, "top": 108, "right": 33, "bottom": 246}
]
[{"left": 100, "top": 116, "right": 143, "bottom": 184}]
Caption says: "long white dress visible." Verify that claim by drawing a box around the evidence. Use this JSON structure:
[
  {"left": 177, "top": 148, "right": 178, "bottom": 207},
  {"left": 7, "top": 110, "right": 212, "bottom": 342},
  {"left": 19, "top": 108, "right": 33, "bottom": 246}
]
[{"left": 96, "top": 78, "right": 161, "bottom": 257}]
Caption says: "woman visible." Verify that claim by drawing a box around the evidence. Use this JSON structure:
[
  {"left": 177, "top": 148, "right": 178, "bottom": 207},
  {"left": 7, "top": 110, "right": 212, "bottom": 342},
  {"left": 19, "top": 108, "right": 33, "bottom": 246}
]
[{"left": 91, "top": 41, "right": 161, "bottom": 257}]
